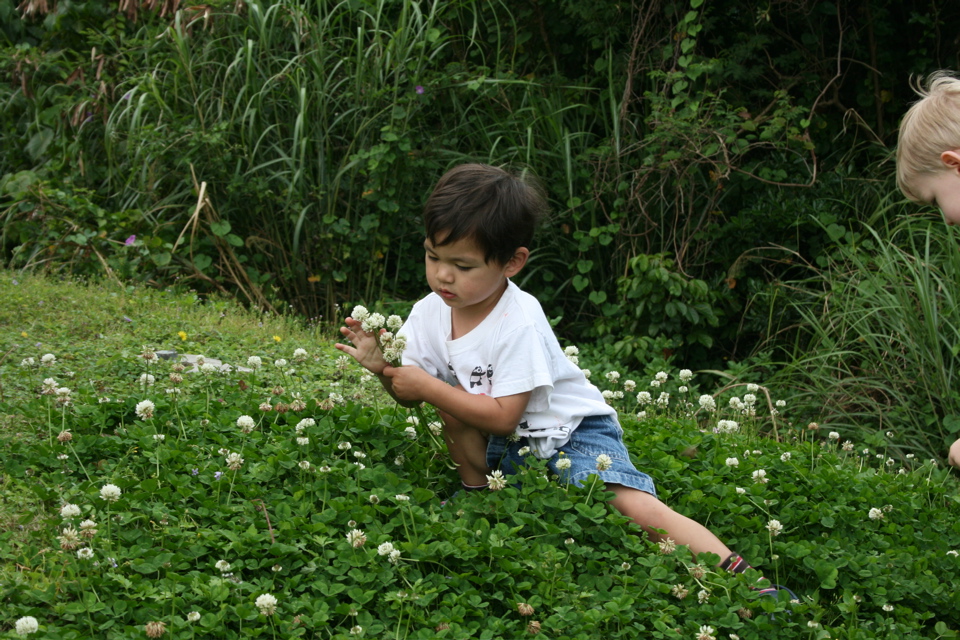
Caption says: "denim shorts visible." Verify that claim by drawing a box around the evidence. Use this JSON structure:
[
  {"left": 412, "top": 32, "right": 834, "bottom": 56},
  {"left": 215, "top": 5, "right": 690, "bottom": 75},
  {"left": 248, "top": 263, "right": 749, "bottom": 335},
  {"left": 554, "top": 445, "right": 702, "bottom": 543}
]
[{"left": 486, "top": 414, "right": 657, "bottom": 496}]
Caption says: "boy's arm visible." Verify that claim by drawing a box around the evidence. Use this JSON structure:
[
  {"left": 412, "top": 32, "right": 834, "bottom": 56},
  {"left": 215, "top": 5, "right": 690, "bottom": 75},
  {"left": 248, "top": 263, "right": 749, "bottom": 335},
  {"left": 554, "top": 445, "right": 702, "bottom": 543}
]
[{"left": 384, "top": 364, "right": 529, "bottom": 437}]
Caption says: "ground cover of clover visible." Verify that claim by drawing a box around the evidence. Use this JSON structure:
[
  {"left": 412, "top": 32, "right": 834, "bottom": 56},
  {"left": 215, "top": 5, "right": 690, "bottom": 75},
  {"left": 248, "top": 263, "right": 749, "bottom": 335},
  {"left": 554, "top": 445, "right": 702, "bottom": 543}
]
[{"left": 1, "top": 272, "right": 959, "bottom": 640}]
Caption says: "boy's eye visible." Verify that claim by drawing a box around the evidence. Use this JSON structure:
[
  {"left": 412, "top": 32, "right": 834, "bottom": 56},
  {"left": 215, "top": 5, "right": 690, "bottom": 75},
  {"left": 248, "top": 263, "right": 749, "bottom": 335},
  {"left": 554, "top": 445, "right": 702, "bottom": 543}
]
[{"left": 456, "top": 265, "right": 473, "bottom": 272}]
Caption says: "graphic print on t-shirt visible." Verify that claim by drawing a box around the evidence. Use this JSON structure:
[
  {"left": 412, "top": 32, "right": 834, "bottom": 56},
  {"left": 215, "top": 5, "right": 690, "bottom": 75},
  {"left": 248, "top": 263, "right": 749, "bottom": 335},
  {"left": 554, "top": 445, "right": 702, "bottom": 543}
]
[{"left": 469, "top": 364, "right": 494, "bottom": 389}]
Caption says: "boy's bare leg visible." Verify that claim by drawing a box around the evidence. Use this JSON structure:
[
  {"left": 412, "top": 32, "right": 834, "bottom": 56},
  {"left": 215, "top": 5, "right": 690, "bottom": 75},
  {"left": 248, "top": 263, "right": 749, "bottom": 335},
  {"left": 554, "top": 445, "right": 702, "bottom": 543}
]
[
  {"left": 608, "top": 484, "right": 732, "bottom": 559},
  {"left": 437, "top": 410, "right": 492, "bottom": 486}
]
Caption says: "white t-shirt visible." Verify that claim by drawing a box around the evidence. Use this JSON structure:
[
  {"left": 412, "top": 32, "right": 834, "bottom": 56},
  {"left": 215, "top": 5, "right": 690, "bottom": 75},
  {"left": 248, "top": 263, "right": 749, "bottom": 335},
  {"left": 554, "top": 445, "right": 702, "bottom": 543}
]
[{"left": 400, "top": 280, "right": 615, "bottom": 457}]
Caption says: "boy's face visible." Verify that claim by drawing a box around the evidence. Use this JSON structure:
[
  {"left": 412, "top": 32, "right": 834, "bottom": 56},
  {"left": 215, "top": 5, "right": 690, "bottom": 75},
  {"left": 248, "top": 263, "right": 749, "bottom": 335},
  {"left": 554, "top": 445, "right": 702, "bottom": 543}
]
[
  {"left": 916, "top": 151, "right": 960, "bottom": 226},
  {"left": 424, "top": 234, "right": 526, "bottom": 316}
]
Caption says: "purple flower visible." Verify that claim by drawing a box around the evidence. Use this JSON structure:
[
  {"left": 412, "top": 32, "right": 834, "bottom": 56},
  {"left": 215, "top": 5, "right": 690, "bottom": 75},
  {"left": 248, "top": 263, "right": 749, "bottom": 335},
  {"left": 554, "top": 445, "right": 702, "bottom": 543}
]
[
  {"left": 415, "top": 85, "right": 424, "bottom": 95},
  {"left": 122, "top": 91, "right": 133, "bottom": 101},
  {"left": 125, "top": 235, "right": 136, "bottom": 246},
  {"left": 214, "top": 471, "right": 223, "bottom": 480},
  {"left": 191, "top": 468, "right": 199, "bottom": 476},
  {"left": 11, "top": 279, "right": 18, "bottom": 285},
  {"left": 122, "top": 316, "right": 133, "bottom": 323}
]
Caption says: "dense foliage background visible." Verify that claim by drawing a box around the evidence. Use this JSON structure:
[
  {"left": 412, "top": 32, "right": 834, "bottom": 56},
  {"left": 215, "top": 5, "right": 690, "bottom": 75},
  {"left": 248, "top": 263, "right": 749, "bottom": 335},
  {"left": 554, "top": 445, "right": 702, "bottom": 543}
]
[{"left": 4, "top": 0, "right": 960, "bottom": 454}]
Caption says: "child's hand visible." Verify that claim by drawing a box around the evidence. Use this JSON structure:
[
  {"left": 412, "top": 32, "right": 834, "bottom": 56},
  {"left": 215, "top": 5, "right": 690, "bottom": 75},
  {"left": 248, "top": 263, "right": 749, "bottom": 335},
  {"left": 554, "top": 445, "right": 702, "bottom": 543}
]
[
  {"left": 382, "top": 364, "right": 432, "bottom": 403},
  {"left": 335, "top": 317, "right": 388, "bottom": 375}
]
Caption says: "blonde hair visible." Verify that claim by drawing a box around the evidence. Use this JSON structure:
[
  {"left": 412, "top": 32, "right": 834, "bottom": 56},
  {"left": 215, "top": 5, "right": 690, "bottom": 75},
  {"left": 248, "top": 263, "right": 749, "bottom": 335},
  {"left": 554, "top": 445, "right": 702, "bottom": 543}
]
[{"left": 896, "top": 71, "right": 960, "bottom": 201}]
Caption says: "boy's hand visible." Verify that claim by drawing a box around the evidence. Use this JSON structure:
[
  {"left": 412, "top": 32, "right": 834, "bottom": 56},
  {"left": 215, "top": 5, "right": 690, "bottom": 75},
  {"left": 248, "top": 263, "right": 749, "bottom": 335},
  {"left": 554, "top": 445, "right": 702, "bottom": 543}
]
[
  {"left": 335, "top": 317, "right": 388, "bottom": 375},
  {"left": 382, "top": 364, "right": 432, "bottom": 403}
]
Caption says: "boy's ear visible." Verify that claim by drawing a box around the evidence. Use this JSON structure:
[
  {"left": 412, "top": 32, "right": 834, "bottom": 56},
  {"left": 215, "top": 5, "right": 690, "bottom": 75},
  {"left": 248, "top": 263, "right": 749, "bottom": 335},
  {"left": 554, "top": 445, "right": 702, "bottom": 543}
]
[
  {"left": 941, "top": 150, "right": 960, "bottom": 174},
  {"left": 503, "top": 247, "right": 530, "bottom": 278}
]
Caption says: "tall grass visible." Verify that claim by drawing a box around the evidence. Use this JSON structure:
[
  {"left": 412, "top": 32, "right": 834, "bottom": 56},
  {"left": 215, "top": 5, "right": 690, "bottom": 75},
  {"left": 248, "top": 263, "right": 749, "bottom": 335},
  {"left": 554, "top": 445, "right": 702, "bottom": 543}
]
[
  {"left": 765, "top": 209, "right": 960, "bottom": 459},
  {"left": 98, "top": 0, "right": 605, "bottom": 320}
]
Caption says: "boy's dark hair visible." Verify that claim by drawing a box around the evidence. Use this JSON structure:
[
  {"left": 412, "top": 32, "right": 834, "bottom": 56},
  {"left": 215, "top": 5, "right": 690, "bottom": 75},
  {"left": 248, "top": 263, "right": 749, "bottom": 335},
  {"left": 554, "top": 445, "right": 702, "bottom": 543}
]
[{"left": 423, "top": 164, "right": 547, "bottom": 264}]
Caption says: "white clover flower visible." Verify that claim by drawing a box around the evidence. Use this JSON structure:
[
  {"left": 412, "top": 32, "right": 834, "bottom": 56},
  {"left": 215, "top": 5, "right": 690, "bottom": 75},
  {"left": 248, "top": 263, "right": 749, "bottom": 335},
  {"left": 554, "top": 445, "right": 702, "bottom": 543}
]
[
  {"left": 563, "top": 345, "right": 579, "bottom": 356},
  {"left": 273, "top": 358, "right": 288, "bottom": 368},
  {"left": 77, "top": 547, "right": 94, "bottom": 560},
  {"left": 697, "top": 625, "right": 716, "bottom": 640},
  {"left": 636, "top": 410, "right": 647, "bottom": 420},
  {"left": 636, "top": 391, "right": 652, "bottom": 405},
  {"left": 767, "top": 519, "right": 783, "bottom": 536},
  {"left": 338, "top": 441, "right": 352, "bottom": 450},
  {"left": 369, "top": 494, "right": 380, "bottom": 504},
  {"left": 361, "top": 313, "right": 385, "bottom": 332},
  {"left": 581, "top": 368, "right": 591, "bottom": 379},
  {"left": 225, "top": 452, "right": 244, "bottom": 470},
  {"left": 100, "top": 484, "right": 122, "bottom": 502},
  {"left": 556, "top": 457, "right": 572, "bottom": 471},
  {"left": 347, "top": 529, "right": 367, "bottom": 548},
  {"left": 336, "top": 355, "right": 352, "bottom": 370},
  {"left": 428, "top": 421, "right": 443, "bottom": 436},
  {"left": 715, "top": 420, "right": 739, "bottom": 434},
  {"left": 349, "top": 625, "right": 364, "bottom": 636},
  {"left": 605, "top": 371, "right": 621, "bottom": 383},
  {"left": 725, "top": 457, "right": 739, "bottom": 467},
  {"left": 135, "top": 400, "right": 155, "bottom": 420},
  {"left": 882, "top": 604, "right": 894, "bottom": 612},
  {"left": 15, "top": 616, "right": 39, "bottom": 636},
  {"left": 21, "top": 357, "right": 36, "bottom": 368},
  {"left": 743, "top": 393, "right": 757, "bottom": 405},
  {"left": 671, "top": 584, "right": 689, "bottom": 600},
  {"left": 601, "top": 390, "right": 615, "bottom": 401},
  {"left": 487, "top": 470, "right": 508, "bottom": 490},
  {"left": 139, "top": 373, "right": 155, "bottom": 386},
  {"left": 247, "top": 356, "right": 262, "bottom": 369},
  {"left": 656, "top": 392, "right": 670, "bottom": 406},
  {"left": 780, "top": 452, "right": 792, "bottom": 461},
  {"left": 198, "top": 362, "right": 217, "bottom": 374},
  {"left": 752, "top": 469, "right": 768, "bottom": 484},
  {"left": 298, "top": 460, "right": 311, "bottom": 470},
  {"left": 775, "top": 399, "right": 786, "bottom": 408},
  {"left": 255, "top": 593, "right": 278, "bottom": 616},
  {"left": 697, "top": 590, "right": 710, "bottom": 603},
  {"left": 186, "top": 612, "right": 201, "bottom": 623},
  {"left": 296, "top": 437, "right": 309, "bottom": 446},
  {"left": 60, "top": 503, "right": 81, "bottom": 518},
  {"left": 292, "top": 347, "right": 308, "bottom": 361},
  {"left": 517, "top": 446, "right": 531, "bottom": 457},
  {"left": 622, "top": 380, "right": 636, "bottom": 392},
  {"left": 352, "top": 451, "right": 366, "bottom": 460},
  {"left": 596, "top": 454, "right": 613, "bottom": 472},
  {"left": 215, "top": 559, "right": 231, "bottom": 572},
  {"left": 386, "top": 315, "right": 404, "bottom": 331},
  {"left": 395, "top": 494, "right": 410, "bottom": 502},
  {"left": 404, "top": 426, "right": 417, "bottom": 440},
  {"left": 152, "top": 434, "right": 165, "bottom": 442},
  {"left": 868, "top": 507, "right": 884, "bottom": 520},
  {"left": 350, "top": 305, "right": 370, "bottom": 322},
  {"left": 41, "top": 378, "right": 58, "bottom": 394},
  {"left": 698, "top": 394, "right": 716, "bottom": 411},
  {"left": 655, "top": 371, "right": 668, "bottom": 382},
  {"left": 295, "top": 418, "right": 315, "bottom": 433},
  {"left": 807, "top": 621, "right": 820, "bottom": 628},
  {"left": 377, "top": 542, "right": 396, "bottom": 556},
  {"left": 649, "top": 379, "right": 660, "bottom": 388},
  {"left": 388, "top": 549, "right": 401, "bottom": 564},
  {"left": 828, "top": 431, "right": 840, "bottom": 440},
  {"left": 735, "top": 487, "right": 746, "bottom": 495},
  {"left": 236, "top": 415, "right": 256, "bottom": 433},
  {"left": 658, "top": 538, "right": 676, "bottom": 555},
  {"left": 679, "top": 369, "right": 693, "bottom": 382},
  {"left": 678, "top": 385, "right": 688, "bottom": 393},
  {"left": 41, "top": 353, "right": 56, "bottom": 364}
]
